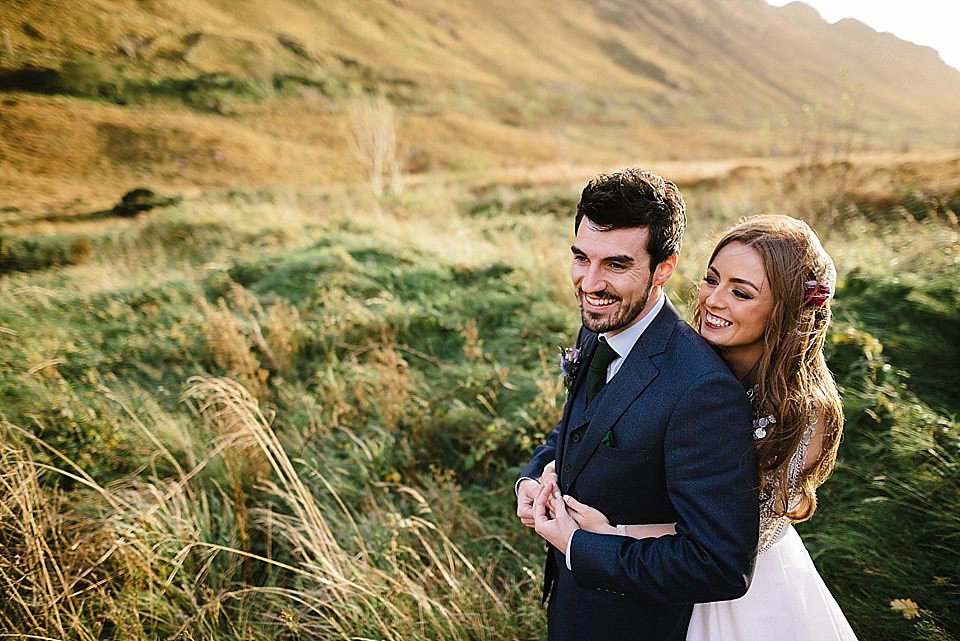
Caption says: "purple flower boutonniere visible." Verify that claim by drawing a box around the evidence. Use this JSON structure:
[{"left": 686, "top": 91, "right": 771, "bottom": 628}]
[{"left": 558, "top": 346, "right": 583, "bottom": 390}]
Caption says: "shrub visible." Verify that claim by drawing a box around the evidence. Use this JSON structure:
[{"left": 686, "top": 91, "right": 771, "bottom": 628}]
[{"left": 0, "top": 234, "right": 92, "bottom": 274}]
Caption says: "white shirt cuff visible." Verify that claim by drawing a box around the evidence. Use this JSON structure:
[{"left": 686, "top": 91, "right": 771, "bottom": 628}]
[
  {"left": 565, "top": 529, "right": 576, "bottom": 571},
  {"left": 515, "top": 476, "right": 538, "bottom": 496}
]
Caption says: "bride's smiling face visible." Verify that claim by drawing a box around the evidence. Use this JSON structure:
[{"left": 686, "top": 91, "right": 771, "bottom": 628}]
[{"left": 697, "top": 242, "right": 775, "bottom": 364}]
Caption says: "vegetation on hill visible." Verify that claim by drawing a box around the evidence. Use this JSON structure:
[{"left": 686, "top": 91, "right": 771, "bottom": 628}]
[
  {"left": 1, "top": 158, "right": 958, "bottom": 640},
  {"left": 3, "top": 0, "right": 960, "bottom": 214}
]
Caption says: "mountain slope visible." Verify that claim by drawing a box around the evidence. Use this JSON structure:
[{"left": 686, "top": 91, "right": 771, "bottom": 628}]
[{"left": 2, "top": 0, "right": 959, "bottom": 213}]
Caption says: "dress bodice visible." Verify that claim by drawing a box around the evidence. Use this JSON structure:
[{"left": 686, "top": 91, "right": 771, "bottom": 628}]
[{"left": 750, "top": 388, "right": 818, "bottom": 554}]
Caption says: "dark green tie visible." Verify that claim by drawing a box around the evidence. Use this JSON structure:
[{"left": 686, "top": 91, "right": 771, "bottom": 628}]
[{"left": 585, "top": 337, "right": 619, "bottom": 405}]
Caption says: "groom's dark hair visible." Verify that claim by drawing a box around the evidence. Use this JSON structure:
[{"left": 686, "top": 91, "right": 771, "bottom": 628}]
[{"left": 575, "top": 168, "right": 686, "bottom": 268}]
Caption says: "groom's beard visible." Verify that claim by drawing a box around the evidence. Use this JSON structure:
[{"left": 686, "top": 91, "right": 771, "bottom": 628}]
[{"left": 578, "top": 282, "right": 653, "bottom": 334}]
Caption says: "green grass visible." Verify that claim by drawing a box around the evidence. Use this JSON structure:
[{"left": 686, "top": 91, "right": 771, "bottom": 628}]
[{"left": 0, "top": 178, "right": 957, "bottom": 639}]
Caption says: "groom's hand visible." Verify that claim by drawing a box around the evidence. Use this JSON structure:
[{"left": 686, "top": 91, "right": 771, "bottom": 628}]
[
  {"left": 516, "top": 478, "right": 540, "bottom": 528},
  {"left": 534, "top": 482, "right": 579, "bottom": 553}
]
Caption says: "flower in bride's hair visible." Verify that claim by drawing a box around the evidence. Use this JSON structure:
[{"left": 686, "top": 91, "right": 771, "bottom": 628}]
[
  {"left": 804, "top": 261, "right": 836, "bottom": 308},
  {"left": 558, "top": 346, "right": 583, "bottom": 389},
  {"left": 889, "top": 598, "right": 920, "bottom": 620},
  {"left": 804, "top": 280, "right": 832, "bottom": 307}
]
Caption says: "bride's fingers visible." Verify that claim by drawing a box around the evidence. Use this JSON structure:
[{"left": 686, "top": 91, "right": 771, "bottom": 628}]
[
  {"left": 552, "top": 493, "right": 577, "bottom": 527},
  {"left": 536, "top": 482, "right": 560, "bottom": 519},
  {"left": 561, "top": 496, "right": 587, "bottom": 518},
  {"left": 564, "top": 495, "right": 602, "bottom": 517},
  {"left": 564, "top": 507, "right": 589, "bottom": 528},
  {"left": 548, "top": 483, "right": 566, "bottom": 519},
  {"left": 563, "top": 495, "right": 589, "bottom": 511},
  {"left": 548, "top": 489, "right": 564, "bottom": 514}
]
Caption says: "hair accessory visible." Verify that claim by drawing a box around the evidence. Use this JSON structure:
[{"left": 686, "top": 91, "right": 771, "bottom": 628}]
[
  {"left": 804, "top": 280, "right": 832, "bottom": 307},
  {"left": 804, "top": 260, "right": 836, "bottom": 307}
]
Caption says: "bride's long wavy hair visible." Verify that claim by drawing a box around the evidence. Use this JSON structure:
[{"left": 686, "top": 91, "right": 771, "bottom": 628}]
[{"left": 691, "top": 215, "right": 843, "bottom": 522}]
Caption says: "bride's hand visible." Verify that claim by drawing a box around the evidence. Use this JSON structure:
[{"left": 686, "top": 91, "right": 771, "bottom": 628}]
[{"left": 562, "top": 495, "right": 617, "bottom": 535}]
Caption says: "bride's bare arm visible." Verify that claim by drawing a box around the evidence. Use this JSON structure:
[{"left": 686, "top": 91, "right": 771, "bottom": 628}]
[
  {"left": 563, "top": 495, "right": 677, "bottom": 539},
  {"left": 620, "top": 523, "right": 677, "bottom": 538}
]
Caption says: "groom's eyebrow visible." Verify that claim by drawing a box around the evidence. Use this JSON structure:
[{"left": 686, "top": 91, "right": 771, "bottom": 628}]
[{"left": 571, "top": 245, "right": 635, "bottom": 265}]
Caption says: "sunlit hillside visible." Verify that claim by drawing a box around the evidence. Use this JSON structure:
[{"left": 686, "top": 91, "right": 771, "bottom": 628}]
[{"left": 2, "top": 0, "right": 960, "bottom": 214}]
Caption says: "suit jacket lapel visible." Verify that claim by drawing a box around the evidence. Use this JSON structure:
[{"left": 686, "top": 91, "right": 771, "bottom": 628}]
[{"left": 564, "top": 298, "right": 681, "bottom": 489}]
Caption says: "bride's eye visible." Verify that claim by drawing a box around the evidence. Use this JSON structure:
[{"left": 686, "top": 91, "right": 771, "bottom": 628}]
[{"left": 702, "top": 275, "right": 718, "bottom": 285}]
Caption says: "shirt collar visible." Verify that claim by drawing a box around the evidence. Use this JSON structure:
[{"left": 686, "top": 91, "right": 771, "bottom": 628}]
[{"left": 601, "top": 290, "right": 666, "bottom": 358}]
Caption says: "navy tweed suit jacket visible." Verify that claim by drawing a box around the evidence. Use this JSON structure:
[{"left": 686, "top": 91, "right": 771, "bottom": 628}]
[{"left": 520, "top": 298, "right": 758, "bottom": 641}]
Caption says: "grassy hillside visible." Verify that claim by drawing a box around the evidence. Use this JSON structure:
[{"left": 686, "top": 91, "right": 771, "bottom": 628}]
[
  {"left": 1, "top": 156, "right": 958, "bottom": 639},
  {"left": 2, "top": 0, "right": 960, "bottom": 214}
]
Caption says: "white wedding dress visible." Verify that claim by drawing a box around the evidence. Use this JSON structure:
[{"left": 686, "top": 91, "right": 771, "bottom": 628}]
[{"left": 685, "top": 408, "right": 858, "bottom": 641}]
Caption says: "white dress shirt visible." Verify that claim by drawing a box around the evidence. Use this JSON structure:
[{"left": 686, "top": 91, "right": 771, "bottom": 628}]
[{"left": 599, "top": 290, "right": 666, "bottom": 383}]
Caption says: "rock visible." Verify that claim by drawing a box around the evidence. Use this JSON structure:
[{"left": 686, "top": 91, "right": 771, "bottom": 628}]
[{"left": 111, "top": 188, "right": 180, "bottom": 217}]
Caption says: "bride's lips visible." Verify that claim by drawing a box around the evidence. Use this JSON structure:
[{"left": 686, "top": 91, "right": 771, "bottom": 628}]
[
  {"left": 702, "top": 310, "right": 733, "bottom": 330},
  {"left": 581, "top": 291, "right": 620, "bottom": 312}
]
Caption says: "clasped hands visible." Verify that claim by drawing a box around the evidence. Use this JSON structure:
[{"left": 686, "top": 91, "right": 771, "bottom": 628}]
[{"left": 517, "top": 461, "right": 617, "bottom": 552}]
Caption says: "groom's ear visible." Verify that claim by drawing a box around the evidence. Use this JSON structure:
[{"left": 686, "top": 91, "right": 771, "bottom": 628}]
[{"left": 652, "top": 255, "right": 678, "bottom": 287}]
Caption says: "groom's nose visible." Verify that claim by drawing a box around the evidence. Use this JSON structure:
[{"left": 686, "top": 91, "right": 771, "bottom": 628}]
[{"left": 579, "top": 265, "right": 606, "bottom": 293}]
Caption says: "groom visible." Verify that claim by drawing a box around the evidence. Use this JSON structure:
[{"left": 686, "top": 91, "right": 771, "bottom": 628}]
[{"left": 515, "top": 168, "right": 758, "bottom": 641}]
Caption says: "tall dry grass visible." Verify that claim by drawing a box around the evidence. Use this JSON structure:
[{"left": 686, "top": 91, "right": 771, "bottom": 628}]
[{"left": 0, "top": 372, "right": 528, "bottom": 639}]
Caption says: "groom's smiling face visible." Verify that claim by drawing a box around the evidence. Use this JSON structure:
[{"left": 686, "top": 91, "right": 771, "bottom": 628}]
[{"left": 571, "top": 219, "right": 660, "bottom": 337}]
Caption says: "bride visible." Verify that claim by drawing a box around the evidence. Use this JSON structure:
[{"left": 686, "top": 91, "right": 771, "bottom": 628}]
[{"left": 539, "top": 215, "right": 857, "bottom": 640}]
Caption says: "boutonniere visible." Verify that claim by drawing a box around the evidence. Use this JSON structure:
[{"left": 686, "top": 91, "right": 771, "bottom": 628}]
[{"left": 558, "top": 346, "right": 583, "bottom": 390}]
